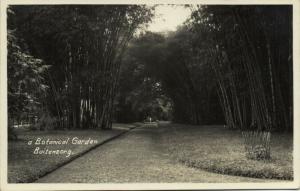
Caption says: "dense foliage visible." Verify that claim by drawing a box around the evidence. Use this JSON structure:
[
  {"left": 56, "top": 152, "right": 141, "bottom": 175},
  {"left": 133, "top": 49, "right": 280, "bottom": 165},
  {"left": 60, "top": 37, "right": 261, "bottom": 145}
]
[
  {"left": 189, "top": 5, "right": 293, "bottom": 133},
  {"left": 9, "top": 5, "right": 153, "bottom": 130},
  {"left": 115, "top": 30, "right": 224, "bottom": 124},
  {"left": 7, "top": 8, "right": 50, "bottom": 138},
  {"left": 8, "top": 4, "right": 293, "bottom": 161},
  {"left": 188, "top": 5, "right": 292, "bottom": 159},
  {"left": 115, "top": 32, "right": 173, "bottom": 122},
  {"left": 9, "top": 5, "right": 292, "bottom": 131},
  {"left": 111, "top": 5, "right": 293, "bottom": 160}
]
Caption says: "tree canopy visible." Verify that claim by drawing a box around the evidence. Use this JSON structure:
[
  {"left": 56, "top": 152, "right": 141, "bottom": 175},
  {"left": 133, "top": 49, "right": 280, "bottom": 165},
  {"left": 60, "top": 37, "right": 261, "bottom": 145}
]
[
  {"left": 8, "top": 4, "right": 293, "bottom": 160},
  {"left": 8, "top": 5, "right": 292, "bottom": 132}
]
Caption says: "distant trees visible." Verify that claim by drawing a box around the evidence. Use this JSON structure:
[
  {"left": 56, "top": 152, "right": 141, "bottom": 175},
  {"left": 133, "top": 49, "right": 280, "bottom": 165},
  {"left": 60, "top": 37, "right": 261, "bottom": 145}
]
[
  {"left": 114, "top": 32, "right": 173, "bottom": 122},
  {"left": 9, "top": 5, "right": 153, "bottom": 130},
  {"left": 160, "top": 28, "right": 223, "bottom": 125},
  {"left": 115, "top": 30, "right": 223, "bottom": 124}
]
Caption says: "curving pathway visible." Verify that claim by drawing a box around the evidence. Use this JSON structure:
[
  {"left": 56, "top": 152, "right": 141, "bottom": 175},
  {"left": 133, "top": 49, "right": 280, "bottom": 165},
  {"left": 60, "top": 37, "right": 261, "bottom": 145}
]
[{"left": 36, "top": 124, "right": 273, "bottom": 183}]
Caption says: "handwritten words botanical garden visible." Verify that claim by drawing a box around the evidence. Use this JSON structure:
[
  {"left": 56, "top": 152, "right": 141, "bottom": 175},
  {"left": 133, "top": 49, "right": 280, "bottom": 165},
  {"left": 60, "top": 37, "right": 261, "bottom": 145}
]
[{"left": 27, "top": 137, "right": 98, "bottom": 158}]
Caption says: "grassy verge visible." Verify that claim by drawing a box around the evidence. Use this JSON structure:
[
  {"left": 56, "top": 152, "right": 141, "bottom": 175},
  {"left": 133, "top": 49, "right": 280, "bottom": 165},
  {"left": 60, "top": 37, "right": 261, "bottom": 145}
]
[
  {"left": 158, "top": 123, "right": 293, "bottom": 180},
  {"left": 8, "top": 123, "right": 140, "bottom": 183}
]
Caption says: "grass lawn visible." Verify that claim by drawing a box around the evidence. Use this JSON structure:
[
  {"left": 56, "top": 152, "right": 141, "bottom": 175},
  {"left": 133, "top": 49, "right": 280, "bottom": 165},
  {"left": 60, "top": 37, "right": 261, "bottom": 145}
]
[
  {"left": 158, "top": 123, "right": 293, "bottom": 180},
  {"left": 8, "top": 123, "right": 139, "bottom": 183}
]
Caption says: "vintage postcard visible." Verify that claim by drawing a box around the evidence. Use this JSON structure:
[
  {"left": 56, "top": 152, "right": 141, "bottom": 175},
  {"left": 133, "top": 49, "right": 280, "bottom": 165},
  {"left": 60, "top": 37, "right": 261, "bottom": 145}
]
[{"left": 0, "top": 0, "right": 299, "bottom": 190}]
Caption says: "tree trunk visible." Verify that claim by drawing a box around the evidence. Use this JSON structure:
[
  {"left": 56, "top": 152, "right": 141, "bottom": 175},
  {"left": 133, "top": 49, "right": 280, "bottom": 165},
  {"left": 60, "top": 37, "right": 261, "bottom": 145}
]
[{"left": 242, "top": 130, "right": 271, "bottom": 160}]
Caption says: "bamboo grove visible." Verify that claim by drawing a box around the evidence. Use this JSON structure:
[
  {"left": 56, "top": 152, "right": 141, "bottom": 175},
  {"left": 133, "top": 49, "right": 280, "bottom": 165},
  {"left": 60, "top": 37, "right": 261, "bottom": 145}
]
[
  {"left": 186, "top": 6, "right": 293, "bottom": 131},
  {"left": 8, "top": 5, "right": 293, "bottom": 159},
  {"left": 113, "top": 5, "right": 292, "bottom": 159},
  {"left": 190, "top": 5, "right": 293, "bottom": 159},
  {"left": 8, "top": 5, "right": 153, "bottom": 130}
]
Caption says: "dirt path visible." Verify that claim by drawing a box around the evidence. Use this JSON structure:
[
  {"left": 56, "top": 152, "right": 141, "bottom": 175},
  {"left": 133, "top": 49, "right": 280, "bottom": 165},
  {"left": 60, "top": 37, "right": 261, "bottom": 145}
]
[{"left": 36, "top": 124, "right": 271, "bottom": 183}]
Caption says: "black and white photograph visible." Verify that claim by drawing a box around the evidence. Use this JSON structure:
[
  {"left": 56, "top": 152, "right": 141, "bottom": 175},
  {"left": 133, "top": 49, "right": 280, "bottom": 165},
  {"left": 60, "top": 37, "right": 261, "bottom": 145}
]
[{"left": 0, "top": 0, "right": 299, "bottom": 190}]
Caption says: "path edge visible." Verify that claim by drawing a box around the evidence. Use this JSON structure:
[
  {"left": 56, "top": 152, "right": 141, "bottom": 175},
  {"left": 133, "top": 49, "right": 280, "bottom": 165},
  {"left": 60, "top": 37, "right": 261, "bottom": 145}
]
[{"left": 21, "top": 123, "right": 141, "bottom": 183}]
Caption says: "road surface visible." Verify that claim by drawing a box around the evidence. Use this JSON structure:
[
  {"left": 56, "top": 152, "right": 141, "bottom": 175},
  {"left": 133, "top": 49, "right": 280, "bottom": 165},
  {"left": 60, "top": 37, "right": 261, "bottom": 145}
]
[{"left": 36, "top": 123, "right": 271, "bottom": 183}]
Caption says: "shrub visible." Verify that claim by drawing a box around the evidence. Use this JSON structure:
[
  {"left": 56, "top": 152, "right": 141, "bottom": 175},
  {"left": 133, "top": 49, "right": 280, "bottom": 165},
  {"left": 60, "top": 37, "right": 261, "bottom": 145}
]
[{"left": 35, "top": 113, "right": 57, "bottom": 130}]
